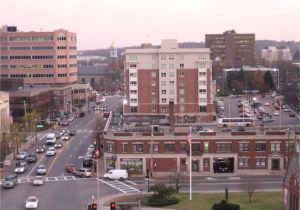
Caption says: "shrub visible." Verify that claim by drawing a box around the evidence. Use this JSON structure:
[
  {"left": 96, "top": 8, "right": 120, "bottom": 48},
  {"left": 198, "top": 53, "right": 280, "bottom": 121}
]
[
  {"left": 149, "top": 184, "right": 176, "bottom": 199},
  {"left": 145, "top": 196, "right": 179, "bottom": 206},
  {"left": 212, "top": 200, "right": 240, "bottom": 210}
]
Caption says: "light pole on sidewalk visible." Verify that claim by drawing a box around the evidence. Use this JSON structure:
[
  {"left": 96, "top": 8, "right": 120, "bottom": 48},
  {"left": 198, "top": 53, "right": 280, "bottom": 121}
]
[{"left": 78, "top": 156, "right": 99, "bottom": 207}]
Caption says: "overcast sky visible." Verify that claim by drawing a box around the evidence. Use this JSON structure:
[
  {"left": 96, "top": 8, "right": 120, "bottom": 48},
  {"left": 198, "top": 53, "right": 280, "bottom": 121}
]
[{"left": 2, "top": 0, "right": 300, "bottom": 50}]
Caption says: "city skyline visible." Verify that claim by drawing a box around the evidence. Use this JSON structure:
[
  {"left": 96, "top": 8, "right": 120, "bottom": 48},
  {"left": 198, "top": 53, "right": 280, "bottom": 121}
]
[{"left": 1, "top": 0, "right": 300, "bottom": 50}]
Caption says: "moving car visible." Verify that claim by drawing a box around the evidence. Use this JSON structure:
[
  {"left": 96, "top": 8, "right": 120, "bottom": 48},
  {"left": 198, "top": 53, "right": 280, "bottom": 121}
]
[
  {"left": 104, "top": 169, "right": 128, "bottom": 181},
  {"left": 69, "top": 130, "right": 76, "bottom": 136},
  {"left": 237, "top": 126, "right": 245, "bottom": 132},
  {"left": 26, "top": 154, "right": 37, "bottom": 163},
  {"left": 60, "top": 120, "right": 69, "bottom": 126},
  {"left": 46, "top": 147, "right": 56, "bottom": 156},
  {"left": 25, "top": 196, "right": 39, "bottom": 209},
  {"left": 289, "top": 113, "right": 296, "bottom": 117},
  {"left": 61, "top": 134, "right": 70, "bottom": 141},
  {"left": 262, "top": 118, "right": 274, "bottom": 123},
  {"left": 36, "top": 146, "right": 45, "bottom": 153},
  {"left": 283, "top": 108, "right": 290, "bottom": 112},
  {"left": 32, "top": 176, "right": 44, "bottom": 186},
  {"left": 65, "top": 163, "right": 76, "bottom": 172},
  {"left": 2, "top": 174, "right": 18, "bottom": 189},
  {"left": 54, "top": 142, "right": 63, "bottom": 149},
  {"left": 46, "top": 133, "right": 56, "bottom": 145},
  {"left": 273, "top": 111, "right": 280, "bottom": 116},
  {"left": 264, "top": 102, "right": 270, "bottom": 106},
  {"left": 16, "top": 151, "right": 28, "bottom": 160},
  {"left": 37, "top": 165, "right": 47, "bottom": 175},
  {"left": 73, "top": 168, "right": 92, "bottom": 178},
  {"left": 87, "top": 145, "right": 95, "bottom": 152},
  {"left": 101, "top": 107, "right": 107, "bottom": 111},
  {"left": 14, "top": 162, "right": 28, "bottom": 173}
]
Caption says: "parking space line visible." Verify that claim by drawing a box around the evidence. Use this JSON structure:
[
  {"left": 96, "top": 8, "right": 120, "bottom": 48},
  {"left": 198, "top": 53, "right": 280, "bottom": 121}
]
[{"left": 125, "top": 180, "right": 138, "bottom": 186}]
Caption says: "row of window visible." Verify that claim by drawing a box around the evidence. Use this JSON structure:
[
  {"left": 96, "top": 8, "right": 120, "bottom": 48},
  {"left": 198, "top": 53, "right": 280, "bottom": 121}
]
[
  {"left": 1, "top": 35, "right": 77, "bottom": 42},
  {"left": 106, "top": 142, "right": 292, "bottom": 153},
  {"left": 127, "top": 105, "right": 207, "bottom": 113},
  {"left": 1, "top": 46, "right": 54, "bottom": 50},
  {"left": 1, "top": 64, "right": 76, "bottom": 68},
  {"left": 2, "top": 73, "right": 77, "bottom": 78}
]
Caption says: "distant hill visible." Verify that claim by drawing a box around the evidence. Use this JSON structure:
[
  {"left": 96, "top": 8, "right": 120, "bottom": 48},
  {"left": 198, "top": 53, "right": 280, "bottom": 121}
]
[{"left": 79, "top": 40, "right": 299, "bottom": 60}]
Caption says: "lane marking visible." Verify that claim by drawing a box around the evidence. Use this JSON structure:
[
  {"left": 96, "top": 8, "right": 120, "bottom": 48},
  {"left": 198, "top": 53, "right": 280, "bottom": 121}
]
[
  {"left": 125, "top": 180, "right": 138, "bottom": 186},
  {"left": 26, "top": 154, "right": 46, "bottom": 177}
]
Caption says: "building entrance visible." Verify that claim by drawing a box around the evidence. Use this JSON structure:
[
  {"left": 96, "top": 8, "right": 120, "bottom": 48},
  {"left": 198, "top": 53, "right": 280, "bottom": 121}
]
[{"left": 272, "top": 159, "right": 280, "bottom": 170}]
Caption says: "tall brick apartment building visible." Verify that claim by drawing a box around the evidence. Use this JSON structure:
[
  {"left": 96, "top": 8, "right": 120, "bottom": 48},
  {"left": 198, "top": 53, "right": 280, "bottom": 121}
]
[
  {"left": 205, "top": 30, "right": 255, "bottom": 68},
  {"left": 0, "top": 26, "right": 78, "bottom": 86},
  {"left": 124, "top": 39, "right": 216, "bottom": 123}
]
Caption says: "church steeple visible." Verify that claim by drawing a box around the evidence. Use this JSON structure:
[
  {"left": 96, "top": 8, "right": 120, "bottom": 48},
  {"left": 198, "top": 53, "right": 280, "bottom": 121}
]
[{"left": 110, "top": 40, "right": 118, "bottom": 58}]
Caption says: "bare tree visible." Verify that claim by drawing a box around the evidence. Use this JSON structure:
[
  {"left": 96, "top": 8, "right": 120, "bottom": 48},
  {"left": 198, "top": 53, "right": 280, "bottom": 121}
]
[
  {"left": 241, "top": 177, "right": 257, "bottom": 203},
  {"left": 169, "top": 171, "right": 187, "bottom": 193}
]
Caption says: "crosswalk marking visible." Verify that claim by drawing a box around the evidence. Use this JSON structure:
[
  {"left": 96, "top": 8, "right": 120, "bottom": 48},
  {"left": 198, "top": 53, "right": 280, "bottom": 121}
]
[
  {"left": 99, "top": 179, "right": 140, "bottom": 194},
  {"left": 0, "top": 176, "right": 84, "bottom": 185}
]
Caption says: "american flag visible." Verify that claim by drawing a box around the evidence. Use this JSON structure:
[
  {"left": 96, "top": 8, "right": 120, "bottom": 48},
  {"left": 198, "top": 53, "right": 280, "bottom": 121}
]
[{"left": 187, "top": 133, "right": 192, "bottom": 145}]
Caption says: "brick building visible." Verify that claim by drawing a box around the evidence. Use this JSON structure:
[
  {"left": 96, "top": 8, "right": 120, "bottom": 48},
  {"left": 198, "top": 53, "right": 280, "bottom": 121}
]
[
  {"left": 205, "top": 30, "right": 255, "bottom": 68},
  {"left": 124, "top": 39, "right": 216, "bottom": 123},
  {"left": 0, "top": 26, "right": 78, "bottom": 86}
]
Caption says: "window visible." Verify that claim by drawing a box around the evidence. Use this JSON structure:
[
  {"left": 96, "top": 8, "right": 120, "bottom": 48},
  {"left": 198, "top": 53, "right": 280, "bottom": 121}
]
[
  {"left": 199, "top": 55, "right": 207, "bottom": 60},
  {"left": 216, "top": 143, "right": 231, "bottom": 152},
  {"left": 130, "top": 106, "right": 138, "bottom": 113},
  {"left": 169, "top": 72, "right": 174, "bottom": 77},
  {"left": 161, "top": 81, "right": 166, "bottom": 86},
  {"left": 161, "top": 63, "right": 166, "bottom": 69},
  {"left": 256, "top": 158, "right": 266, "bottom": 166},
  {"left": 128, "top": 55, "right": 137, "bottom": 60},
  {"left": 169, "top": 63, "right": 174, "bottom": 69},
  {"left": 179, "top": 71, "right": 184, "bottom": 77},
  {"left": 199, "top": 98, "right": 206, "bottom": 103},
  {"left": 256, "top": 143, "right": 266, "bottom": 151},
  {"left": 161, "top": 98, "right": 167, "bottom": 103},
  {"left": 58, "top": 64, "right": 67, "bottom": 68},
  {"left": 152, "top": 106, "right": 157, "bottom": 112},
  {"left": 199, "top": 72, "right": 206, "bottom": 77},
  {"left": 151, "top": 81, "right": 156, "bottom": 87},
  {"left": 169, "top": 55, "right": 174, "bottom": 60},
  {"left": 180, "top": 63, "right": 184, "bottom": 69},
  {"left": 130, "top": 81, "right": 137, "bottom": 86},
  {"left": 192, "top": 143, "right": 200, "bottom": 153},
  {"left": 239, "top": 143, "right": 249, "bottom": 152},
  {"left": 57, "top": 46, "right": 67, "bottom": 50},
  {"left": 133, "top": 144, "right": 143, "bottom": 152},
  {"left": 107, "top": 143, "right": 114, "bottom": 152},
  {"left": 198, "top": 63, "right": 206, "bottom": 68},
  {"left": 151, "top": 72, "right": 157, "bottom": 78},
  {"left": 130, "top": 90, "right": 137, "bottom": 94},
  {"left": 130, "top": 98, "right": 137, "bottom": 103},
  {"left": 161, "top": 90, "right": 167, "bottom": 94},
  {"left": 169, "top": 98, "right": 174, "bottom": 102},
  {"left": 180, "top": 143, "right": 187, "bottom": 153},
  {"left": 199, "top": 80, "right": 206, "bottom": 86},
  {"left": 152, "top": 63, "right": 157, "bottom": 69},
  {"left": 169, "top": 81, "right": 174, "bottom": 86},
  {"left": 151, "top": 98, "right": 157, "bottom": 103},
  {"left": 179, "top": 55, "right": 184, "bottom": 60},
  {"left": 161, "top": 72, "right": 166, "bottom": 77},
  {"left": 285, "top": 142, "right": 293, "bottom": 152},
  {"left": 170, "top": 89, "right": 174, "bottom": 94},
  {"left": 199, "top": 106, "right": 206, "bottom": 112},
  {"left": 179, "top": 89, "right": 184, "bottom": 95},
  {"left": 129, "top": 73, "right": 137, "bottom": 77},
  {"left": 129, "top": 64, "right": 137, "bottom": 68},
  {"left": 164, "top": 143, "right": 175, "bottom": 152},
  {"left": 271, "top": 143, "right": 280, "bottom": 152},
  {"left": 199, "top": 89, "right": 206, "bottom": 93},
  {"left": 161, "top": 106, "right": 167, "bottom": 112},
  {"left": 204, "top": 142, "right": 209, "bottom": 152},
  {"left": 239, "top": 158, "right": 249, "bottom": 167},
  {"left": 179, "top": 98, "right": 184, "bottom": 103},
  {"left": 152, "top": 55, "right": 156, "bottom": 60},
  {"left": 151, "top": 90, "right": 157, "bottom": 95},
  {"left": 122, "top": 143, "right": 128, "bottom": 153},
  {"left": 179, "top": 105, "right": 184, "bottom": 112},
  {"left": 161, "top": 55, "right": 166, "bottom": 60},
  {"left": 149, "top": 143, "right": 159, "bottom": 153}
]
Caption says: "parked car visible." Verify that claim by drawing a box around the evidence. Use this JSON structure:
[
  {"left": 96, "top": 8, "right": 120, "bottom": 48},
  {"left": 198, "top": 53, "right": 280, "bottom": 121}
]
[
  {"left": 87, "top": 145, "right": 95, "bottom": 152},
  {"left": 237, "top": 126, "right": 245, "bottom": 132},
  {"left": 36, "top": 146, "right": 45, "bottom": 153},
  {"left": 289, "top": 113, "right": 296, "bottom": 117},
  {"left": 25, "top": 196, "right": 39, "bottom": 209},
  {"left": 78, "top": 112, "right": 85, "bottom": 117},
  {"left": 65, "top": 163, "right": 76, "bottom": 173},
  {"left": 46, "top": 147, "right": 56, "bottom": 156},
  {"left": 262, "top": 118, "right": 274, "bottom": 123},
  {"left": 264, "top": 102, "right": 270, "bottom": 106},
  {"left": 16, "top": 151, "right": 28, "bottom": 160},
  {"left": 73, "top": 168, "right": 92, "bottom": 178},
  {"left": 37, "top": 165, "right": 47, "bottom": 175},
  {"left": 2, "top": 174, "right": 18, "bottom": 189},
  {"left": 283, "top": 108, "right": 290, "bottom": 112},
  {"left": 32, "top": 176, "right": 44, "bottom": 186},
  {"left": 221, "top": 128, "right": 232, "bottom": 133},
  {"left": 82, "top": 158, "right": 93, "bottom": 168},
  {"left": 26, "top": 154, "right": 37, "bottom": 163},
  {"left": 273, "top": 111, "right": 280, "bottom": 116},
  {"left": 14, "top": 162, "right": 28, "bottom": 173}
]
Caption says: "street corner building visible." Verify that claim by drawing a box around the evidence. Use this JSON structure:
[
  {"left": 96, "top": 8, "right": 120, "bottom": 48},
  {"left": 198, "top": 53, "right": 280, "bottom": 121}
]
[
  {"left": 283, "top": 138, "right": 299, "bottom": 210},
  {"left": 123, "top": 39, "right": 216, "bottom": 123}
]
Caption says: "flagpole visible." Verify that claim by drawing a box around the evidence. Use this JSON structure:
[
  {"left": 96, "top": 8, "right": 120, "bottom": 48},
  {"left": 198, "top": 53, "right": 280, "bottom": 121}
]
[{"left": 188, "top": 128, "right": 192, "bottom": 201}]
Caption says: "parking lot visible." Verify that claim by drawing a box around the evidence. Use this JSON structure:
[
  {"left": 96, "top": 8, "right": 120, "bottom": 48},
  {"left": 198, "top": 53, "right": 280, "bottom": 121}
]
[{"left": 217, "top": 94, "right": 299, "bottom": 127}]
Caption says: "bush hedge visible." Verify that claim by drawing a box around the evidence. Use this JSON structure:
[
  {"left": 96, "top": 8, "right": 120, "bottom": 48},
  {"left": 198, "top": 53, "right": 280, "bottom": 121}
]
[
  {"left": 144, "top": 196, "right": 179, "bottom": 206},
  {"left": 212, "top": 200, "right": 240, "bottom": 210}
]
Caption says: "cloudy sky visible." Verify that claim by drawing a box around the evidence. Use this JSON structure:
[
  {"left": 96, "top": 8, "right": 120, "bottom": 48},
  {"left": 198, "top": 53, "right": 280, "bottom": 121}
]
[{"left": 1, "top": 0, "right": 299, "bottom": 50}]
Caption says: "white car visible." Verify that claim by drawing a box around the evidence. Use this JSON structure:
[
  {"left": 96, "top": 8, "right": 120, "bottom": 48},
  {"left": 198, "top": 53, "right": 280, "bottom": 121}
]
[
  {"left": 198, "top": 129, "right": 214, "bottom": 133},
  {"left": 87, "top": 145, "right": 95, "bottom": 152},
  {"left": 46, "top": 147, "right": 56, "bottom": 156},
  {"left": 14, "top": 162, "right": 28, "bottom": 173},
  {"left": 33, "top": 176, "right": 44, "bottom": 186},
  {"left": 273, "top": 111, "right": 280, "bottom": 116},
  {"left": 37, "top": 165, "right": 47, "bottom": 175},
  {"left": 283, "top": 108, "right": 290, "bottom": 112},
  {"left": 16, "top": 151, "right": 28, "bottom": 160},
  {"left": 264, "top": 102, "right": 270, "bottom": 106},
  {"left": 61, "top": 135, "right": 70, "bottom": 141},
  {"left": 25, "top": 196, "right": 39, "bottom": 209}
]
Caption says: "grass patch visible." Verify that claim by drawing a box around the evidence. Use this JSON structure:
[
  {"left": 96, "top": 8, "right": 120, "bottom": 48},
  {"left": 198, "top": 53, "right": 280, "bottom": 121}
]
[
  {"left": 169, "top": 192, "right": 283, "bottom": 210},
  {"left": 107, "top": 192, "right": 283, "bottom": 210}
]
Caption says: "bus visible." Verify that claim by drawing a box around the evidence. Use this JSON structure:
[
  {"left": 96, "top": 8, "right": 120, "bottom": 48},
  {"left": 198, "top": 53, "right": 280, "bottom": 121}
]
[{"left": 218, "top": 118, "right": 255, "bottom": 127}]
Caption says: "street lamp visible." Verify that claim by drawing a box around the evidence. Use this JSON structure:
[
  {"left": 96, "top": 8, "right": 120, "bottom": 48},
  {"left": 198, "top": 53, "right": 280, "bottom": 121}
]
[{"left": 78, "top": 156, "right": 99, "bottom": 208}]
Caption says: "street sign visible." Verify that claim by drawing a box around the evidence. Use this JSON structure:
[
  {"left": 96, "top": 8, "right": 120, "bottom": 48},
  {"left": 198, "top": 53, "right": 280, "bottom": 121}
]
[{"left": 37, "top": 124, "right": 44, "bottom": 128}]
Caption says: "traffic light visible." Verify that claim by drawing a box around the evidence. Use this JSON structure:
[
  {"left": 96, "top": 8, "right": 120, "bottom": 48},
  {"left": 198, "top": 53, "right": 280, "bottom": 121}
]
[
  {"left": 91, "top": 203, "right": 97, "bottom": 210},
  {"left": 87, "top": 204, "right": 92, "bottom": 210},
  {"left": 110, "top": 202, "right": 116, "bottom": 210}
]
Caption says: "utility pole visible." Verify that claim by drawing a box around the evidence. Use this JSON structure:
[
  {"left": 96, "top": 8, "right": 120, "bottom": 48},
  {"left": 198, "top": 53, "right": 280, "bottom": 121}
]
[{"left": 150, "top": 125, "right": 153, "bottom": 177}]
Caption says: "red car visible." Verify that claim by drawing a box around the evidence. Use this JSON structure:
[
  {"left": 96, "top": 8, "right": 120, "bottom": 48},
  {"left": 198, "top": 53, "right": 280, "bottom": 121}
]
[{"left": 66, "top": 163, "right": 75, "bottom": 172}]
